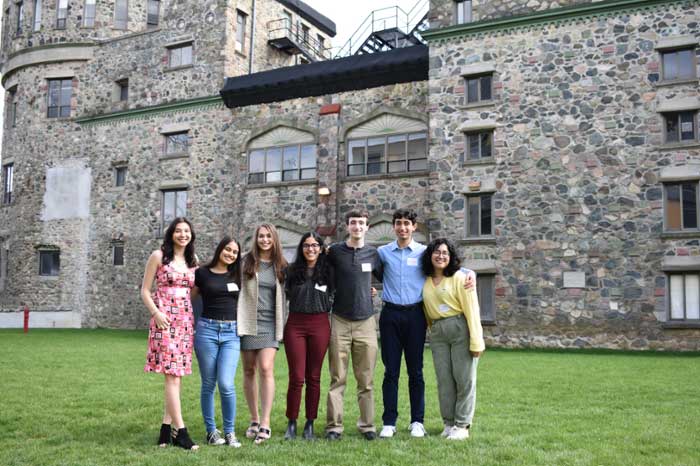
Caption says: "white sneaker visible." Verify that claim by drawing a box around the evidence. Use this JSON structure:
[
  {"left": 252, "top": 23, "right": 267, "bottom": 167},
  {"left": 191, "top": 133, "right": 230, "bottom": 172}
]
[
  {"left": 224, "top": 433, "right": 241, "bottom": 448},
  {"left": 441, "top": 425, "right": 453, "bottom": 437},
  {"left": 408, "top": 422, "right": 426, "bottom": 438},
  {"left": 447, "top": 426, "right": 469, "bottom": 440},
  {"left": 379, "top": 425, "right": 396, "bottom": 438}
]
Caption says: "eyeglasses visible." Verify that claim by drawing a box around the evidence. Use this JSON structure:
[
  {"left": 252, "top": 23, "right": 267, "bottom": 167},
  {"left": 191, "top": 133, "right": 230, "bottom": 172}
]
[
  {"left": 432, "top": 250, "right": 450, "bottom": 257},
  {"left": 302, "top": 243, "right": 321, "bottom": 250}
]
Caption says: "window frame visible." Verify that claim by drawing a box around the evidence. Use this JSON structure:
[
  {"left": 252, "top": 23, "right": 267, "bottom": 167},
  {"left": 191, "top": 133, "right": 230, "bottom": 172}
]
[
  {"left": 113, "top": 0, "right": 128, "bottom": 30},
  {"left": 464, "top": 193, "right": 494, "bottom": 238},
  {"left": 112, "top": 242, "right": 125, "bottom": 266},
  {"left": 8, "top": 87, "right": 18, "bottom": 128},
  {"left": 146, "top": 0, "right": 160, "bottom": 27},
  {"left": 476, "top": 273, "right": 496, "bottom": 324},
  {"left": 235, "top": 10, "right": 247, "bottom": 54},
  {"left": 82, "top": 0, "right": 96, "bottom": 28},
  {"left": 168, "top": 42, "right": 193, "bottom": 68},
  {"left": 55, "top": 0, "right": 67, "bottom": 29},
  {"left": 161, "top": 189, "right": 187, "bottom": 233},
  {"left": 38, "top": 249, "right": 60, "bottom": 276},
  {"left": 247, "top": 143, "right": 317, "bottom": 185},
  {"left": 346, "top": 131, "right": 428, "bottom": 177},
  {"left": 33, "top": 0, "right": 41, "bottom": 31},
  {"left": 463, "top": 130, "right": 493, "bottom": 162},
  {"left": 667, "top": 272, "right": 700, "bottom": 322},
  {"left": 464, "top": 73, "right": 494, "bottom": 105},
  {"left": 660, "top": 47, "right": 698, "bottom": 82},
  {"left": 47, "top": 78, "right": 72, "bottom": 118},
  {"left": 663, "top": 181, "right": 700, "bottom": 232},
  {"left": 663, "top": 110, "right": 698, "bottom": 144},
  {"left": 2, "top": 163, "right": 13, "bottom": 205},
  {"left": 16, "top": 1, "right": 25, "bottom": 34},
  {"left": 116, "top": 78, "right": 128, "bottom": 102},
  {"left": 115, "top": 166, "right": 127, "bottom": 187},
  {"left": 455, "top": 0, "right": 472, "bottom": 25},
  {"left": 163, "top": 131, "right": 191, "bottom": 156}
]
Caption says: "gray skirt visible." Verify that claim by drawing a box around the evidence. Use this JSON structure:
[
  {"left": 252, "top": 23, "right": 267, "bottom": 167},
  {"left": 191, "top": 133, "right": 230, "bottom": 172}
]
[{"left": 240, "top": 318, "right": 279, "bottom": 350}]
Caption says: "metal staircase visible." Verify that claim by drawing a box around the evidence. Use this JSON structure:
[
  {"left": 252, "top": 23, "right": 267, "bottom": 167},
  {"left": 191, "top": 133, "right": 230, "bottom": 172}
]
[
  {"left": 334, "top": 0, "right": 429, "bottom": 57},
  {"left": 267, "top": 18, "right": 332, "bottom": 63}
]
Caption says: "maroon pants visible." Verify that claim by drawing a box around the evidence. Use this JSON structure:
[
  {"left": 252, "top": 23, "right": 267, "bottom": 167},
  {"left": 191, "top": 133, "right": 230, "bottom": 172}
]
[{"left": 283, "top": 312, "right": 331, "bottom": 421}]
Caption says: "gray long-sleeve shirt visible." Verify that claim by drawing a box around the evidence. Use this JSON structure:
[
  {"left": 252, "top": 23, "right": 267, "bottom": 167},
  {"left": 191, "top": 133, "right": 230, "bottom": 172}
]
[{"left": 328, "top": 242, "right": 383, "bottom": 321}]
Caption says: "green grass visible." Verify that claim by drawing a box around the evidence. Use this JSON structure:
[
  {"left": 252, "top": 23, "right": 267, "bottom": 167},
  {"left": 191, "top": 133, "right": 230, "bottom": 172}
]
[{"left": 0, "top": 329, "right": 698, "bottom": 466}]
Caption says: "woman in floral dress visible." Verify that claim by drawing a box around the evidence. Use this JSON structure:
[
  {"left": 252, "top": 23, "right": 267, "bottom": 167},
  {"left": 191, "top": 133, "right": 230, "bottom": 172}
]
[{"left": 142, "top": 217, "right": 199, "bottom": 450}]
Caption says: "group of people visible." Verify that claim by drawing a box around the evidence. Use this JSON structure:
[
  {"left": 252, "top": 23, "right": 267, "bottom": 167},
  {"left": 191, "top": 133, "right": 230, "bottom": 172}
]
[{"left": 141, "top": 209, "right": 485, "bottom": 450}]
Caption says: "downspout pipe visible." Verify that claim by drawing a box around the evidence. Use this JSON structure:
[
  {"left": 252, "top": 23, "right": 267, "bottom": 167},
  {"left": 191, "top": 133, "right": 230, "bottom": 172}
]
[{"left": 249, "top": 0, "right": 256, "bottom": 74}]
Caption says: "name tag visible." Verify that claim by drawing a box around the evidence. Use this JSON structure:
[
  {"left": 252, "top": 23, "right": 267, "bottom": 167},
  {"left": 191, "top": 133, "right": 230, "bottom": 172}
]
[
  {"left": 315, "top": 283, "right": 327, "bottom": 293},
  {"left": 438, "top": 304, "right": 450, "bottom": 313},
  {"left": 406, "top": 257, "right": 418, "bottom": 266},
  {"left": 361, "top": 263, "right": 372, "bottom": 273},
  {"left": 227, "top": 283, "right": 239, "bottom": 292}
]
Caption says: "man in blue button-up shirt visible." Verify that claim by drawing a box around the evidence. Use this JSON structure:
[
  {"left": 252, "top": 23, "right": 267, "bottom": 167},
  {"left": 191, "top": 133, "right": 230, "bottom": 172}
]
[{"left": 377, "top": 209, "right": 475, "bottom": 439}]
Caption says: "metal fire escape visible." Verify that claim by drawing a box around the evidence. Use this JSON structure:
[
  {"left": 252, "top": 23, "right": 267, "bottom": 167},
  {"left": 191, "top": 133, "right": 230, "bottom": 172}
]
[{"left": 267, "top": 18, "right": 331, "bottom": 63}]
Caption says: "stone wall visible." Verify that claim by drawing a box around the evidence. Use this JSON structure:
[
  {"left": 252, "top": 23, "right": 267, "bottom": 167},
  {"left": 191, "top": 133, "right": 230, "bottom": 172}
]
[{"left": 427, "top": 0, "right": 700, "bottom": 350}]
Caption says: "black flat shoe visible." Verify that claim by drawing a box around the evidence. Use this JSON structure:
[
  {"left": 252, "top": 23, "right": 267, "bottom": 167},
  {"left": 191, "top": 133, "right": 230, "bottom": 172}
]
[
  {"left": 363, "top": 431, "right": 377, "bottom": 441},
  {"left": 157, "top": 423, "right": 171, "bottom": 447},
  {"left": 302, "top": 420, "right": 315, "bottom": 440},
  {"left": 172, "top": 427, "right": 199, "bottom": 450},
  {"left": 284, "top": 419, "right": 297, "bottom": 440},
  {"left": 325, "top": 431, "right": 341, "bottom": 441}
]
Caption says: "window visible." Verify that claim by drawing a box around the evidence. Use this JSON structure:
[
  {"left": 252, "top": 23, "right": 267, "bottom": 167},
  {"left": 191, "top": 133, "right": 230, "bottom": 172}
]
[
  {"left": 114, "top": 0, "right": 127, "bottom": 29},
  {"left": 664, "top": 182, "right": 699, "bottom": 231},
  {"left": 115, "top": 166, "right": 127, "bottom": 187},
  {"left": 236, "top": 10, "right": 247, "bottom": 53},
  {"left": 33, "top": 0, "right": 41, "bottom": 31},
  {"left": 464, "top": 131, "right": 493, "bottom": 161},
  {"left": 168, "top": 43, "right": 193, "bottom": 68},
  {"left": 465, "top": 74, "right": 493, "bottom": 104},
  {"left": 301, "top": 23, "right": 310, "bottom": 45},
  {"left": 664, "top": 111, "right": 698, "bottom": 143},
  {"left": 17, "top": 2, "right": 24, "bottom": 34},
  {"left": 47, "top": 78, "right": 72, "bottom": 118},
  {"left": 162, "top": 189, "right": 187, "bottom": 231},
  {"left": 465, "top": 194, "right": 493, "bottom": 237},
  {"left": 112, "top": 243, "right": 124, "bottom": 266},
  {"left": 282, "top": 10, "right": 292, "bottom": 29},
  {"left": 8, "top": 87, "right": 18, "bottom": 128},
  {"left": 2, "top": 164, "right": 13, "bottom": 204},
  {"left": 147, "top": 0, "right": 160, "bottom": 27},
  {"left": 164, "top": 131, "right": 191, "bottom": 156},
  {"left": 668, "top": 272, "right": 700, "bottom": 321},
  {"left": 661, "top": 48, "right": 697, "bottom": 81},
  {"left": 83, "top": 0, "right": 95, "bottom": 27},
  {"left": 39, "top": 249, "right": 60, "bottom": 276},
  {"left": 477, "top": 274, "right": 496, "bottom": 322},
  {"left": 347, "top": 132, "right": 427, "bottom": 176},
  {"left": 116, "top": 79, "right": 128, "bottom": 101},
  {"left": 455, "top": 0, "right": 472, "bottom": 24},
  {"left": 56, "top": 0, "right": 67, "bottom": 29},
  {"left": 248, "top": 144, "right": 316, "bottom": 184}
]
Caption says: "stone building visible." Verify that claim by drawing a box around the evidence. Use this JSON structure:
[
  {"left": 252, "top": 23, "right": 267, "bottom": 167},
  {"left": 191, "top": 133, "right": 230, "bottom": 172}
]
[{"left": 1, "top": 0, "right": 699, "bottom": 350}]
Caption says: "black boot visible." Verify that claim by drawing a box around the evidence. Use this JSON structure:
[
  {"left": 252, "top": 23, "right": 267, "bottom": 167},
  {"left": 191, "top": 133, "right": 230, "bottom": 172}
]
[
  {"left": 172, "top": 426, "right": 199, "bottom": 450},
  {"left": 284, "top": 419, "right": 297, "bottom": 440},
  {"left": 157, "top": 423, "right": 171, "bottom": 447},
  {"left": 302, "top": 419, "right": 315, "bottom": 440}
]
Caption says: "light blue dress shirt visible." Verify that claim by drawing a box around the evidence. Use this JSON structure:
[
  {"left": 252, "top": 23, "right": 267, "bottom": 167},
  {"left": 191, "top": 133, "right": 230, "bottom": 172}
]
[{"left": 378, "top": 239, "right": 427, "bottom": 305}]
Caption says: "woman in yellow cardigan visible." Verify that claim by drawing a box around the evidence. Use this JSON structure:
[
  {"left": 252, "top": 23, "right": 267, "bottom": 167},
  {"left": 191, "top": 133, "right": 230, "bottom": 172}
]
[{"left": 421, "top": 238, "right": 484, "bottom": 440}]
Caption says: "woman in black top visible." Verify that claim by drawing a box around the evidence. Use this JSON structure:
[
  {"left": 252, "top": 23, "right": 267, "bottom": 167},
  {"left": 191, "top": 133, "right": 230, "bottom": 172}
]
[
  {"left": 193, "top": 236, "right": 243, "bottom": 448},
  {"left": 283, "top": 232, "right": 334, "bottom": 440}
]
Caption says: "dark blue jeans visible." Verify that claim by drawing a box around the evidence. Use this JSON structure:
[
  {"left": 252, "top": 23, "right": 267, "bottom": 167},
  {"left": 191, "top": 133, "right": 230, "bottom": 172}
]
[{"left": 379, "top": 302, "right": 426, "bottom": 426}]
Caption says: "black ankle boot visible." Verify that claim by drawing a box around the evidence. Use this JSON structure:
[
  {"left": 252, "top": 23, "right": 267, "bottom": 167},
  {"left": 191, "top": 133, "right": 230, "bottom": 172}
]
[
  {"left": 302, "top": 419, "right": 315, "bottom": 440},
  {"left": 284, "top": 419, "right": 297, "bottom": 440},
  {"left": 172, "top": 426, "right": 198, "bottom": 450},
  {"left": 157, "top": 423, "right": 172, "bottom": 447}
]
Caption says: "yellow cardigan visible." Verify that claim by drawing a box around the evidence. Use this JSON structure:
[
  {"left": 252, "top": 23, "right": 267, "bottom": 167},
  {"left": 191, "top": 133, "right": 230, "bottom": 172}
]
[{"left": 422, "top": 270, "right": 485, "bottom": 352}]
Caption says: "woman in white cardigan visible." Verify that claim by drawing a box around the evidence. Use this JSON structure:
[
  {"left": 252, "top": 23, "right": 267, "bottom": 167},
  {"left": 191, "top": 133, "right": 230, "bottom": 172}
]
[{"left": 238, "top": 223, "right": 288, "bottom": 444}]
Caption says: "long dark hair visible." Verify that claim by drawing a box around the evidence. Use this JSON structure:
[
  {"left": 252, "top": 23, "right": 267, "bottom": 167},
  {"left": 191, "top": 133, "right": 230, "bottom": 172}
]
[
  {"left": 242, "top": 223, "right": 287, "bottom": 282},
  {"left": 161, "top": 217, "right": 197, "bottom": 267},
  {"left": 422, "top": 238, "right": 461, "bottom": 277},
  {"left": 205, "top": 236, "right": 241, "bottom": 283},
  {"left": 287, "top": 232, "right": 333, "bottom": 289}
]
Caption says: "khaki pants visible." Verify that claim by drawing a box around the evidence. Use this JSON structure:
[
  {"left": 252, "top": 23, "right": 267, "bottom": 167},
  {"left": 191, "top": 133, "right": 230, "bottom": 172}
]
[{"left": 326, "top": 314, "right": 378, "bottom": 434}]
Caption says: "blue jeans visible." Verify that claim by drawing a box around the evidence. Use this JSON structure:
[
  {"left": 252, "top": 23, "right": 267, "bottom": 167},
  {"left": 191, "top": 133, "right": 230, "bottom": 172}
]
[{"left": 194, "top": 318, "right": 240, "bottom": 434}]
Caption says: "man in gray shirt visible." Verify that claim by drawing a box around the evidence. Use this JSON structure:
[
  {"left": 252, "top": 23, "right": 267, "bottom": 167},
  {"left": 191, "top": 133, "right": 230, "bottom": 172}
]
[{"left": 325, "top": 209, "right": 382, "bottom": 441}]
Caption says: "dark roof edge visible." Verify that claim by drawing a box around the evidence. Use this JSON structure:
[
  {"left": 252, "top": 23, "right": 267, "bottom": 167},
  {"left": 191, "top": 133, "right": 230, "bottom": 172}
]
[{"left": 277, "top": 0, "right": 337, "bottom": 37}]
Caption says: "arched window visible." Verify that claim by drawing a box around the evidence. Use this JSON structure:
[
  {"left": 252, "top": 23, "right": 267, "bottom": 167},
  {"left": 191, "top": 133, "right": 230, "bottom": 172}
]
[{"left": 247, "top": 126, "right": 317, "bottom": 184}]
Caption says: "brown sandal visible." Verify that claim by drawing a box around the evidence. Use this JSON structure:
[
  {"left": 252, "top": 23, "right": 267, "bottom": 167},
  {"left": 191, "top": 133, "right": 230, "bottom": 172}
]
[
  {"left": 254, "top": 427, "right": 271, "bottom": 445},
  {"left": 245, "top": 422, "right": 260, "bottom": 439}
]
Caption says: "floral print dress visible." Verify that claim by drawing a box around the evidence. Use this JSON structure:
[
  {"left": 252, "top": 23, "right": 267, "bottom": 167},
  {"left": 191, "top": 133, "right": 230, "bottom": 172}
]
[{"left": 144, "top": 262, "right": 196, "bottom": 376}]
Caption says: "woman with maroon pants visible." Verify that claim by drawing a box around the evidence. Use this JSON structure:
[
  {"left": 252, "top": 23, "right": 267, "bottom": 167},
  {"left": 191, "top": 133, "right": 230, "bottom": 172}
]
[{"left": 283, "top": 232, "right": 334, "bottom": 440}]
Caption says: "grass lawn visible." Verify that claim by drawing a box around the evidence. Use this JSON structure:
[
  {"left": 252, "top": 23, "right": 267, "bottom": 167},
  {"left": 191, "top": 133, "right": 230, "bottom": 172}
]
[{"left": 0, "top": 329, "right": 698, "bottom": 466}]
